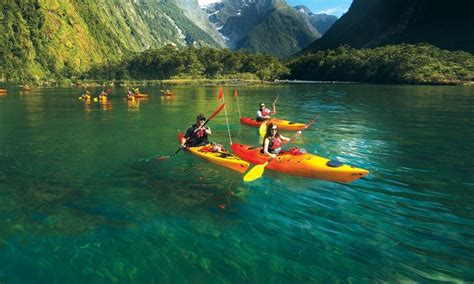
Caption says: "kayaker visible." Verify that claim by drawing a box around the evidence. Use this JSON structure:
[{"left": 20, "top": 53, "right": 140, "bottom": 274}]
[
  {"left": 126, "top": 89, "right": 135, "bottom": 99},
  {"left": 262, "top": 123, "right": 300, "bottom": 158},
  {"left": 256, "top": 102, "right": 276, "bottom": 121},
  {"left": 99, "top": 90, "right": 107, "bottom": 99},
  {"left": 181, "top": 114, "right": 212, "bottom": 148},
  {"left": 81, "top": 90, "right": 91, "bottom": 100}
]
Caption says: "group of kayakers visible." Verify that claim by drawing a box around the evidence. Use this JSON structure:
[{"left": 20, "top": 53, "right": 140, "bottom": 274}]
[
  {"left": 181, "top": 101, "right": 300, "bottom": 159},
  {"left": 80, "top": 87, "right": 171, "bottom": 102}
]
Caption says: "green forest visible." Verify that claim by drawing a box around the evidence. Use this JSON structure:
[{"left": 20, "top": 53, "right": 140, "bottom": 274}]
[
  {"left": 286, "top": 44, "right": 474, "bottom": 84},
  {"left": 84, "top": 45, "right": 290, "bottom": 82}
]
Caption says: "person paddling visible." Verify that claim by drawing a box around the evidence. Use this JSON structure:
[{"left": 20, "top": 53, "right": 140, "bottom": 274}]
[
  {"left": 181, "top": 114, "right": 212, "bottom": 148},
  {"left": 256, "top": 101, "right": 276, "bottom": 122},
  {"left": 126, "top": 89, "right": 135, "bottom": 100},
  {"left": 262, "top": 123, "right": 300, "bottom": 158},
  {"left": 81, "top": 90, "right": 91, "bottom": 100},
  {"left": 99, "top": 90, "right": 108, "bottom": 99}
]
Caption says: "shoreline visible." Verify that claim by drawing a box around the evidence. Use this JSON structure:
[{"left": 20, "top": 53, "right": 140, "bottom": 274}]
[{"left": 1, "top": 78, "right": 472, "bottom": 88}]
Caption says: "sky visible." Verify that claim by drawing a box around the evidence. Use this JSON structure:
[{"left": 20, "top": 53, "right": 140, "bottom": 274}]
[
  {"left": 286, "top": 0, "right": 352, "bottom": 17},
  {"left": 197, "top": 0, "right": 353, "bottom": 18}
]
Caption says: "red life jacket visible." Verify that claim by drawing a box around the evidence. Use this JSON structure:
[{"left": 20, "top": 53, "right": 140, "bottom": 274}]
[
  {"left": 261, "top": 109, "right": 270, "bottom": 116},
  {"left": 270, "top": 137, "right": 282, "bottom": 150},
  {"left": 195, "top": 128, "right": 206, "bottom": 138}
]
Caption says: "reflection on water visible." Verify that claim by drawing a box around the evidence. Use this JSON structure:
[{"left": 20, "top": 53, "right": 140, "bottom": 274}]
[{"left": 0, "top": 84, "right": 473, "bottom": 282}]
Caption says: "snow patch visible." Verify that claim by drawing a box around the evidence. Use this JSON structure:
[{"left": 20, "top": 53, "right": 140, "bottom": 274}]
[{"left": 198, "top": 0, "right": 222, "bottom": 8}]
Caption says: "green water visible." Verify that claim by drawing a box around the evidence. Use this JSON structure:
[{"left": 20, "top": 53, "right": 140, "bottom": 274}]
[{"left": 0, "top": 84, "right": 472, "bottom": 282}]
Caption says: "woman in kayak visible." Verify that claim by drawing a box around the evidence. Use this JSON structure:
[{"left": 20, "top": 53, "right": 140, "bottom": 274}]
[
  {"left": 181, "top": 113, "right": 212, "bottom": 148},
  {"left": 263, "top": 123, "right": 300, "bottom": 158},
  {"left": 256, "top": 102, "right": 276, "bottom": 122}
]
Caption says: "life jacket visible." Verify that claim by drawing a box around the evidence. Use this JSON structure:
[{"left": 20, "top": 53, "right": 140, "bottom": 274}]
[
  {"left": 261, "top": 108, "right": 270, "bottom": 116},
  {"left": 186, "top": 124, "right": 209, "bottom": 146},
  {"left": 267, "top": 136, "right": 282, "bottom": 153},
  {"left": 195, "top": 127, "right": 206, "bottom": 138}
]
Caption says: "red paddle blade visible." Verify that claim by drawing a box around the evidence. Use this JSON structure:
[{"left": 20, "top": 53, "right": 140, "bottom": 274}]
[
  {"left": 206, "top": 103, "right": 225, "bottom": 123},
  {"left": 156, "top": 155, "right": 171, "bottom": 160}
]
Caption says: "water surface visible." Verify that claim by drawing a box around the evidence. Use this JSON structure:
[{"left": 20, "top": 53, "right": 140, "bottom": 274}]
[{"left": 0, "top": 84, "right": 472, "bottom": 282}]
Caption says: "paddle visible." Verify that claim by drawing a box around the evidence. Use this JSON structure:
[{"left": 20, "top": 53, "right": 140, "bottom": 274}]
[
  {"left": 243, "top": 114, "right": 320, "bottom": 182},
  {"left": 273, "top": 94, "right": 279, "bottom": 105},
  {"left": 154, "top": 103, "right": 226, "bottom": 161}
]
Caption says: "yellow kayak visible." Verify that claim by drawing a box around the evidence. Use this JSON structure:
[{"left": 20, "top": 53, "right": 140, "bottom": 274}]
[{"left": 178, "top": 132, "right": 249, "bottom": 173}]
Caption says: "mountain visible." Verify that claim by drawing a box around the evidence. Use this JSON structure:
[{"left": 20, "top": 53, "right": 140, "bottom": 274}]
[
  {"left": 306, "top": 0, "right": 474, "bottom": 53},
  {"left": 173, "top": 0, "right": 226, "bottom": 47},
  {"left": 202, "top": 0, "right": 320, "bottom": 57},
  {"left": 0, "top": 0, "right": 222, "bottom": 81},
  {"left": 293, "top": 5, "right": 337, "bottom": 35}
]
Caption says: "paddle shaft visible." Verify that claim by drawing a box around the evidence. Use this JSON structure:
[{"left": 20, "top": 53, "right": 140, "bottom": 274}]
[{"left": 272, "top": 94, "right": 279, "bottom": 105}]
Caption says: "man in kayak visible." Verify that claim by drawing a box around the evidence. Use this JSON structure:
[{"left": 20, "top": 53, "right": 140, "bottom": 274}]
[
  {"left": 181, "top": 114, "right": 212, "bottom": 148},
  {"left": 262, "top": 123, "right": 300, "bottom": 158},
  {"left": 256, "top": 102, "right": 276, "bottom": 122}
]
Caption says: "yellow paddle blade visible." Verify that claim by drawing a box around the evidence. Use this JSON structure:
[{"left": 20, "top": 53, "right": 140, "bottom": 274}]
[
  {"left": 243, "top": 162, "right": 268, "bottom": 182},
  {"left": 258, "top": 122, "right": 267, "bottom": 138},
  {"left": 78, "top": 97, "right": 82, "bottom": 100},
  {"left": 93, "top": 97, "right": 98, "bottom": 102}
]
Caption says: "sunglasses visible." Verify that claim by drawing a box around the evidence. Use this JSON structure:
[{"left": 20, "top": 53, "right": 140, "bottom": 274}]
[
  {"left": 271, "top": 128, "right": 278, "bottom": 131},
  {"left": 260, "top": 105, "right": 265, "bottom": 107}
]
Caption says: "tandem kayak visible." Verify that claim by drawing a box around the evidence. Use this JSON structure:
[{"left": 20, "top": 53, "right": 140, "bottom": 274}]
[
  {"left": 178, "top": 132, "right": 250, "bottom": 173},
  {"left": 231, "top": 143, "right": 369, "bottom": 183},
  {"left": 240, "top": 117, "right": 306, "bottom": 131}
]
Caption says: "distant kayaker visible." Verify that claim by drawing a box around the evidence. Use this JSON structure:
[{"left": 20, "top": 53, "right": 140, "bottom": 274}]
[
  {"left": 262, "top": 123, "right": 300, "bottom": 158},
  {"left": 256, "top": 101, "right": 276, "bottom": 121},
  {"left": 181, "top": 113, "right": 212, "bottom": 148},
  {"left": 81, "top": 90, "right": 91, "bottom": 99},
  {"left": 126, "top": 89, "right": 135, "bottom": 99}
]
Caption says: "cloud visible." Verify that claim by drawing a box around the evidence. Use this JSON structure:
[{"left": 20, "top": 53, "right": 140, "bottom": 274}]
[{"left": 316, "top": 6, "right": 348, "bottom": 16}]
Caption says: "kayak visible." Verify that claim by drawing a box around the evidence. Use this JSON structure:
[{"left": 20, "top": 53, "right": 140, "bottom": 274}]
[
  {"left": 240, "top": 117, "right": 306, "bottom": 131},
  {"left": 125, "top": 94, "right": 148, "bottom": 100},
  {"left": 178, "top": 132, "right": 250, "bottom": 173},
  {"left": 134, "top": 94, "right": 148, "bottom": 98},
  {"left": 231, "top": 143, "right": 369, "bottom": 183}
]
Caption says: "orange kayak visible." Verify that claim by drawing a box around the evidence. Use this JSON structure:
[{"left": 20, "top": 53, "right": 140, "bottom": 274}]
[
  {"left": 240, "top": 117, "right": 306, "bottom": 131},
  {"left": 231, "top": 143, "right": 369, "bottom": 183}
]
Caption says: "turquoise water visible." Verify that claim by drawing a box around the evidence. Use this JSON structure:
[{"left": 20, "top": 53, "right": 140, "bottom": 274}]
[{"left": 0, "top": 84, "right": 472, "bottom": 282}]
